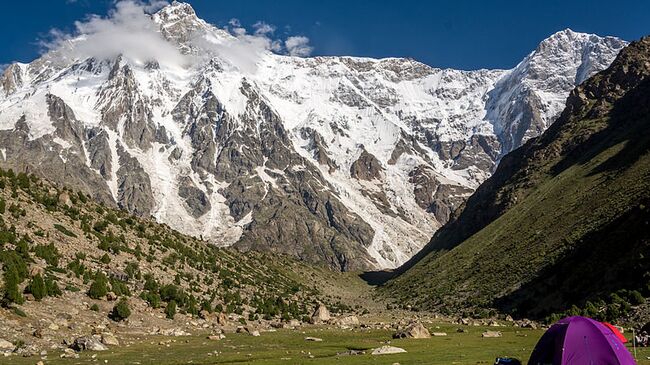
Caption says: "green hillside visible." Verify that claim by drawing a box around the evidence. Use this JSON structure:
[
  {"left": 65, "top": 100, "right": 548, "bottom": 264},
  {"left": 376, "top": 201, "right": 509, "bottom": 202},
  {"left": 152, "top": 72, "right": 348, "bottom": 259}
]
[
  {"left": 383, "top": 36, "right": 650, "bottom": 321},
  {"left": 0, "top": 165, "right": 364, "bottom": 326}
]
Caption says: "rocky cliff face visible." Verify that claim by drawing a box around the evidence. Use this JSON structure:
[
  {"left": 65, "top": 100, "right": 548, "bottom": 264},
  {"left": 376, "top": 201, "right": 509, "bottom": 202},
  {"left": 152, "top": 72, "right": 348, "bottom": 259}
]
[{"left": 0, "top": 2, "right": 627, "bottom": 270}]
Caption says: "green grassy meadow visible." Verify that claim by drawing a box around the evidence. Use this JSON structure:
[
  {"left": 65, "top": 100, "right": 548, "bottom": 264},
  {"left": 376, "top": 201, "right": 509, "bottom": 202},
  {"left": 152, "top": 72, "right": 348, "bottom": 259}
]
[{"left": 7, "top": 323, "right": 649, "bottom": 365}]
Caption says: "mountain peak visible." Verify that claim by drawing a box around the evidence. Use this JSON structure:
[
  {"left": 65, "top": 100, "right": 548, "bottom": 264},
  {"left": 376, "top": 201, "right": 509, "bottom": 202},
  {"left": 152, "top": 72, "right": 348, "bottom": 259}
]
[
  {"left": 157, "top": 1, "right": 197, "bottom": 19},
  {"left": 152, "top": 1, "right": 211, "bottom": 53}
]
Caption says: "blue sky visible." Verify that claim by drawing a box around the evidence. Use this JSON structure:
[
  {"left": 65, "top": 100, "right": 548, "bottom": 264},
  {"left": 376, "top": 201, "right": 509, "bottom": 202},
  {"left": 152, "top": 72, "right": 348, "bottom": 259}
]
[{"left": 1, "top": 0, "right": 649, "bottom": 70}]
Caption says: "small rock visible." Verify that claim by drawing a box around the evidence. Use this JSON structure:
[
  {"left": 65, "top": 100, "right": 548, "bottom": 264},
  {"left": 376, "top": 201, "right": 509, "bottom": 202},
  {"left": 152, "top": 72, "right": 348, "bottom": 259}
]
[
  {"left": 431, "top": 332, "right": 447, "bottom": 336},
  {"left": 250, "top": 331, "right": 260, "bottom": 337},
  {"left": 482, "top": 331, "right": 502, "bottom": 338},
  {"left": 371, "top": 346, "right": 407, "bottom": 355},
  {"left": 304, "top": 337, "right": 323, "bottom": 342}
]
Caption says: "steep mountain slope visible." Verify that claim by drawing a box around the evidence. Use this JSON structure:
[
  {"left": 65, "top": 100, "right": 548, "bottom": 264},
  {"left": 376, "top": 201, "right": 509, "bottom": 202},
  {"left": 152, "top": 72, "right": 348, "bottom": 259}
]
[
  {"left": 0, "top": 167, "right": 338, "bottom": 325},
  {"left": 383, "top": 37, "right": 650, "bottom": 319},
  {"left": 0, "top": 1, "right": 626, "bottom": 270}
]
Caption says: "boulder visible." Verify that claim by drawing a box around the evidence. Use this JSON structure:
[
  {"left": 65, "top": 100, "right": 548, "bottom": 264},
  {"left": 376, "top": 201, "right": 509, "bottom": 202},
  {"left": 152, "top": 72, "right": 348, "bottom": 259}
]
[
  {"left": 334, "top": 315, "right": 360, "bottom": 327},
  {"left": 288, "top": 319, "right": 301, "bottom": 327},
  {"left": 58, "top": 192, "right": 72, "bottom": 207},
  {"left": 0, "top": 339, "right": 14, "bottom": 351},
  {"left": 61, "top": 348, "right": 80, "bottom": 358},
  {"left": 250, "top": 330, "right": 261, "bottom": 337},
  {"left": 310, "top": 305, "right": 330, "bottom": 324},
  {"left": 100, "top": 333, "right": 120, "bottom": 346},
  {"left": 72, "top": 336, "right": 108, "bottom": 351},
  {"left": 482, "top": 331, "right": 502, "bottom": 338},
  {"left": 393, "top": 322, "right": 431, "bottom": 339},
  {"left": 216, "top": 312, "right": 228, "bottom": 326},
  {"left": 371, "top": 346, "right": 407, "bottom": 355},
  {"left": 520, "top": 319, "right": 538, "bottom": 329}
]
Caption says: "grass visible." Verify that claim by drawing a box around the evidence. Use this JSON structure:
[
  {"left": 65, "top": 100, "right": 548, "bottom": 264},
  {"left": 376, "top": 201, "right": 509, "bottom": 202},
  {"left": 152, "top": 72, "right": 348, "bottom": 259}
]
[{"left": 6, "top": 324, "right": 650, "bottom": 365}]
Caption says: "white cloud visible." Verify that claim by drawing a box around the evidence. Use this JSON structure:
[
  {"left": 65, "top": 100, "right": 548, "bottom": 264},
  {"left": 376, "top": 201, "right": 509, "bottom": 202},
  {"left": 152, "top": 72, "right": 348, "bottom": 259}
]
[
  {"left": 41, "top": 0, "right": 314, "bottom": 75},
  {"left": 142, "top": 0, "right": 169, "bottom": 13},
  {"left": 252, "top": 21, "right": 275, "bottom": 36},
  {"left": 43, "top": 0, "right": 188, "bottom": 69},
  {"left": 285, "top": 36, "right": 313, "bottom": 57}
]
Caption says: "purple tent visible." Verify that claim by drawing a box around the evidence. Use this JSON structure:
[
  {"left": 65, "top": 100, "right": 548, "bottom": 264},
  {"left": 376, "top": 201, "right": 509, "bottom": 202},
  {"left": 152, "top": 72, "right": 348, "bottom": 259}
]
[{"left": 528, "top": 316, "right": 636, "bottom": 365}]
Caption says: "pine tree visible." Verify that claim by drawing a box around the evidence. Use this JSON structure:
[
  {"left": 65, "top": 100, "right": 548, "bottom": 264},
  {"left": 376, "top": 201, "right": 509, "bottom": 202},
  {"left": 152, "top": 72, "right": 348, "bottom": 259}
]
[
  {"left": 28, "top": 274, "right": 47, "bottom": 301},
  {"left": 3, "top": 267, "right": 24, "bottom": 305},
  {"left": 88, "top": 271, "right": 109, "bottom": 299},
  {"left": 165, "top": 300, "right": 177, "bottom": 319}
]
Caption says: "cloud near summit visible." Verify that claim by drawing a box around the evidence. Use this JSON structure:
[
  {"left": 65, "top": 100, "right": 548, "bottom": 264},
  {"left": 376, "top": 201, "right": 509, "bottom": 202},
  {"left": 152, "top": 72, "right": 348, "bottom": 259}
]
[{"left": 42, "top": 0, "right": 313, "bottom": 72}]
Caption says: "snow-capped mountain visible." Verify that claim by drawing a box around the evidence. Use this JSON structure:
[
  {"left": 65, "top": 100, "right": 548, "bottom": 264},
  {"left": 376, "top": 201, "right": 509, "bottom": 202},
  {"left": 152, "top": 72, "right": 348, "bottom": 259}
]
[{"left": 0, "top": 2, "right": 627, "bottom": 270}]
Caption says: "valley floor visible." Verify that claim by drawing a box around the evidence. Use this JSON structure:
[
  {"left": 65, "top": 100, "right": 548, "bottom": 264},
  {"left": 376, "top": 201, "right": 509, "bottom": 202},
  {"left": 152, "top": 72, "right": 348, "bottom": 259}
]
[{"left": 5, "top": 323, "right": 648, "bottom": 365}]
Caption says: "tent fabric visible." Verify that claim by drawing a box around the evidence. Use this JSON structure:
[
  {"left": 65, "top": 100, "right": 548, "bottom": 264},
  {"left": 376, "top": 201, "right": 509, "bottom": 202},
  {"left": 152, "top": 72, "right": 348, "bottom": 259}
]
[
  {"left": 528, "top": 316, "right": 636, "bottom": 365},
  {"left": 603, "top": 322, "right": 628, "bottom": 343}
]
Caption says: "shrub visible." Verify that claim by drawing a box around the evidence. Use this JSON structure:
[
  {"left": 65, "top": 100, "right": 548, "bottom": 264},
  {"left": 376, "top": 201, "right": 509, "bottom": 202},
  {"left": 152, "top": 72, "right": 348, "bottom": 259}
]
[
  {"left": 165, "top": 300, "right": 177, "bottom": 319},
  {"left": 34, "top": 243, "right": 60, "bottom": 267},
  {"left": 53, "top": 224, "right": 77, "bottom": 238},
  {"left": 159, "top": 284, "right": 186, "bottom": 306},
  {"left": 125, "top": 262, "right": 140, "bottom": 280},
  {"left": 88, "top": 271, "right": 109, "bottom": 299},
  {"left": 27, "top": 274, "right": 47, "bottom": 301},
  {"left": 110, "top": 298, "right": 131, "bottom": 321},
  {"left": 67, "top": 259, "right": 86, "bottom": 277},
  {"left": 93, "top": 220, "right": 109, "bottom": 233},
  {"left": 143, "top": 275, "right": 159, "bottom": 292},
  {"left": 110, "top": 279, "right": 131, "bottom": 297},
  {"left": 45, "top": 277, "right": 62, "bottom": 297},
  {"left": 65, "top": 284, "right": 80, "bottom": 292},
  {"left": 142, "top": 291, "right": 161, "bottom": 309},
  {"left": 90, "top": 304, "right": 100, "bottom": 312},
  {"left": 629, "top": 290, "right": 645, "bottom": 305},
  {"left": 99, "top": 253, "right": 111, "bottom": 264}
]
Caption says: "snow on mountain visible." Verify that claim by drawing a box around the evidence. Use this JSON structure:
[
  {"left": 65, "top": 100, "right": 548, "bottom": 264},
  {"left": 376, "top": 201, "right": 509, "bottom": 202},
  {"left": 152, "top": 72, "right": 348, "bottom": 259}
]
[{"left": 0, "top": 1, "right": 627, "bottom": 270}]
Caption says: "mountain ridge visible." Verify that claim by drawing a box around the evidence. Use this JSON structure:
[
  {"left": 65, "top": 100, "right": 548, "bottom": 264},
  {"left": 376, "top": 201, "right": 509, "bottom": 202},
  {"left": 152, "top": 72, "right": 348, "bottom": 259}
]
[{"left": 0, "top": 1, "right": 627, "bottom": 270}]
